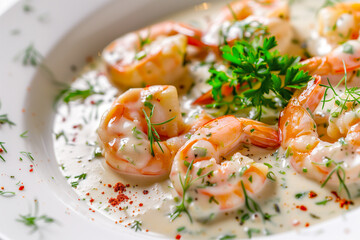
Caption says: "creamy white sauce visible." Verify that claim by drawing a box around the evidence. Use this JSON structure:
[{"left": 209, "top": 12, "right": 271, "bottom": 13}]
[{"left": 53, "top": 1, "right": 360, "bottom": 239}]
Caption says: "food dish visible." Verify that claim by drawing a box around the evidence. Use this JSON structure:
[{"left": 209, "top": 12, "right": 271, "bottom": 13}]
[{"left": 1, "top": 0, "right": 360, "bottom": 239}]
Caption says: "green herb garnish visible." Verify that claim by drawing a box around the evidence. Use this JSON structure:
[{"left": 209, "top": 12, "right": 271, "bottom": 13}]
[
  {"left": 17, "top": 200, "right": 55, "bottom": 231},
  {"left": 142, "top": 102, "right": 175, "bottom": 157},
  {"left": 20, "top": 151, "right": 34, "bottom": 161},
  {"left": 0, "top": 191, "right": 15, "bottom": 197},
  {"left": 131, "top": 220, "right": 142, "bottom": 232},
  {"left": 312, "top": 157, "right": 351, "bottom": 199},
  {"left": 170, "top": 159, "right": 212, "bottom": 223},
  {"left": 205, "top": 36, "right": 311, "bottom": 120}
]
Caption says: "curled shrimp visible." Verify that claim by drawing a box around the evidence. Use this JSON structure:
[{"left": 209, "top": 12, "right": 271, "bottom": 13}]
[
  {"left": 279, "top": 76, "right": 360, "bottom": 197},
  {"left": 170, "top": 115, "right": 279, "bottom": 219},
  {"left": 317, "top": 2, "right": 360, "bottom": 44},
  {"left": 301, "top": 40, "right": 360, "bottom": 76},
  {"left": 97, "top": 85, "right": 212, "bottom": 176},
  {"left": 102, "top": 21, "right": 204, "bottom": 88},
  {"left": 202, "top": 0, "right": 292, "bottom": 54}
]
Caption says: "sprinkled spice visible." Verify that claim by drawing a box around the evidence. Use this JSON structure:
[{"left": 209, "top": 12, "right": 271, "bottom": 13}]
[
  {"left": 175, "top": 234, "right": 181, "bottom": 239},
  {"left": 296, "top": 205, "right": 307, "bottom": 211},
  {"left": 19, "top": 186, "right": 24, "bottom": 191},
  {"left": 308, "top": 191, "right": 317, "bottom": 198},
  {"left": 143, "top": 190, "right": 149, "bottom": 195},
  {"left": 332, "top": 191, "right": 353, "bottom": 209},
  {"left": 114, "top": 182, "right": 126, "bottom": 193}
]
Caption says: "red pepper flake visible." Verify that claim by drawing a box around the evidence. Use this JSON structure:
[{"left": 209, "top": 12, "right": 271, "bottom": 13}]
[
  {"left": 175, "top": 234, "right": 181, "bottom": 239},
  {"left": 117, "top": 193, "right": 129, "bottom": 202},
  {"left": 305, "top": 222, "right": 310, "bottom": 227},
  {"left": 29, "top": 169, "right": 33, "bottom": 172},
  {"left": 331, "top": 191, "right": 353, "bottom": 209},
  {"left": 108, "top": 194, "right": 129, "bottom": 207},
  {"left": 0, "top": 148, "right": 3, "bottom": 153},
  {"left": 72, "top": 137, "right": 76, "bottom": 142},
  {"left": 86, "top": 192, "right": 90, "bottom": 196},
  {"left": 308, "top": 191, "right": 317, "bottom": 198},
  {"left": 114, "top": 182, "right": 126, "bottom": 193},
  {"left": 19, "top": 186, "right": 24, "bottom": 191},
  {"left": 108, "top": 184, "right": 112, "bottom": 188},
  {"left": 101, "top": 192, "right": 105, "bottom": 194},
  {"left": 296, "top": 205, "right": 307, "bottom": 211},
  {"left": 139, "top": 203, "right": 143, "bottom": 207},
  {"left": 129, "top": 201, "right": 133, "bottom": 205},
  {"left": 126, "top": 184, "right": 130, "bottom": 187},
  {"left": 109, "top": 198, "right": 119, "bottom": 206},
  {"left": 1, "top": 187, "right": 4, "bottom": 190},
  {"left": 90, "top": 100, "right": 95, "bottom": 105},
  {"left": 90, "top": 198, "right": 94, "bottom": 203},
  {"left": 143, "top": 190, "right": 149, "bottom": 195}
]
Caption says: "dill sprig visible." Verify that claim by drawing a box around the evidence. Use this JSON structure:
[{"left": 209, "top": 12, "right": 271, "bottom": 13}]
[
  {"left": 320, "top": 64, "right": 360, "bottom": 118},
  {"left": 0, "top": 142, "right": 7, "bottom": 162},
  {"left": 0, "top": 190, "right": 15, "bottom": 197},
  {"left": 20, "top": 151, "right": 34, "bottom": 161},
  {"left": 312, "top": 157, "right": 351, "bottom": 199},
  {"left": 70, "top": 173, "right": 87, "bottom": 188},
  {"left": 130, "top": 220, "right": 142, "bottom": 232},
  {"left": 54, "top": 81, "right": 104, "bottom": 105},
  {"left": 142, "top": 101, "right": 175, "bottom": 157},
  {"left": 0, "top": 114, "right": 16, "bottom": 127},
  {"left": 240, "top": 180, "right": 271, "bottom": 221},
  {"left": 170, "top": 159, "right": 213, "bottom": 223},
  {"left": 17, "top": 200, "right": 55, "bottom": 232},
  {"left": 205, "top": 36, "right": 311, "bottom": 120}
]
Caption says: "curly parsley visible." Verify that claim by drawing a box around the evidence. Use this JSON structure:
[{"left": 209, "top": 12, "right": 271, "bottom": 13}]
[{"left": 205, "top": 36, "right": 312, "bottom": 120}]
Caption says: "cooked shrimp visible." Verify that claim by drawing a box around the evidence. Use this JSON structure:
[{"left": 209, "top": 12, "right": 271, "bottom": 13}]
[
  {"left": 202, "top": 0, "right": 292, "bottom": 54},
  {"left": 317, "top": 2, "right": 360, "bottom": 44},
  {"left": 301, "top": 40, "right": 360, "bottom": 75},
  {"left": 102, "top": 21, "right": 204, "bottom": 88},
  {"left": 170, "top": 115, "right": 279, "bottom": 219},
  {"left": 97, "top": 85, "right": 212, "bottom": 176},
  {"left": 279, "top": 76, "right": 360, "bottom": 197}
]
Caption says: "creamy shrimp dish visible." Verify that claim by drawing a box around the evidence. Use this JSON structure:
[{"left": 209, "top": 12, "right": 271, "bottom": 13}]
[{"left": 53, "top": 0, "right": 360, "bottom": 239}]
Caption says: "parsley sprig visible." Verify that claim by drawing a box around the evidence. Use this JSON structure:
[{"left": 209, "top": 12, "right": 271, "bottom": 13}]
[
  {"left": 142, "top": 101, "right": 175, "bottom": 157},
  {"left": 205, "top": 36, "right": 312, "bottom": 120}
]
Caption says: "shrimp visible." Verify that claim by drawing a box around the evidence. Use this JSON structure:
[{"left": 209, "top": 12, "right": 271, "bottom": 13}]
[
  {"left": 102, "top": 21, "right": 204, "bottom": 88},
  {"left": 202, "top": 0, "right": 292, "bottom": 54},
  {"left": 279, "top": 76, "right": 360, "bottom": 197},
  {"left": 97, "top": 85, "right": 212, "bottom": 176},
  {"left": 170, "top": 115, "right": 279, "bottom": 219},
  {"left": 317, "top": 2, "right": 360, "bottom": 45},
  {"left": 301, "top": 40, "right": 360, "bottom": 76}
]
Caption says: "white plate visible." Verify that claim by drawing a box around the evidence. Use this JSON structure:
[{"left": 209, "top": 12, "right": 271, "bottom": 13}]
[{"left": 0, "top": 0, "right": 359, "bottom": 239}]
